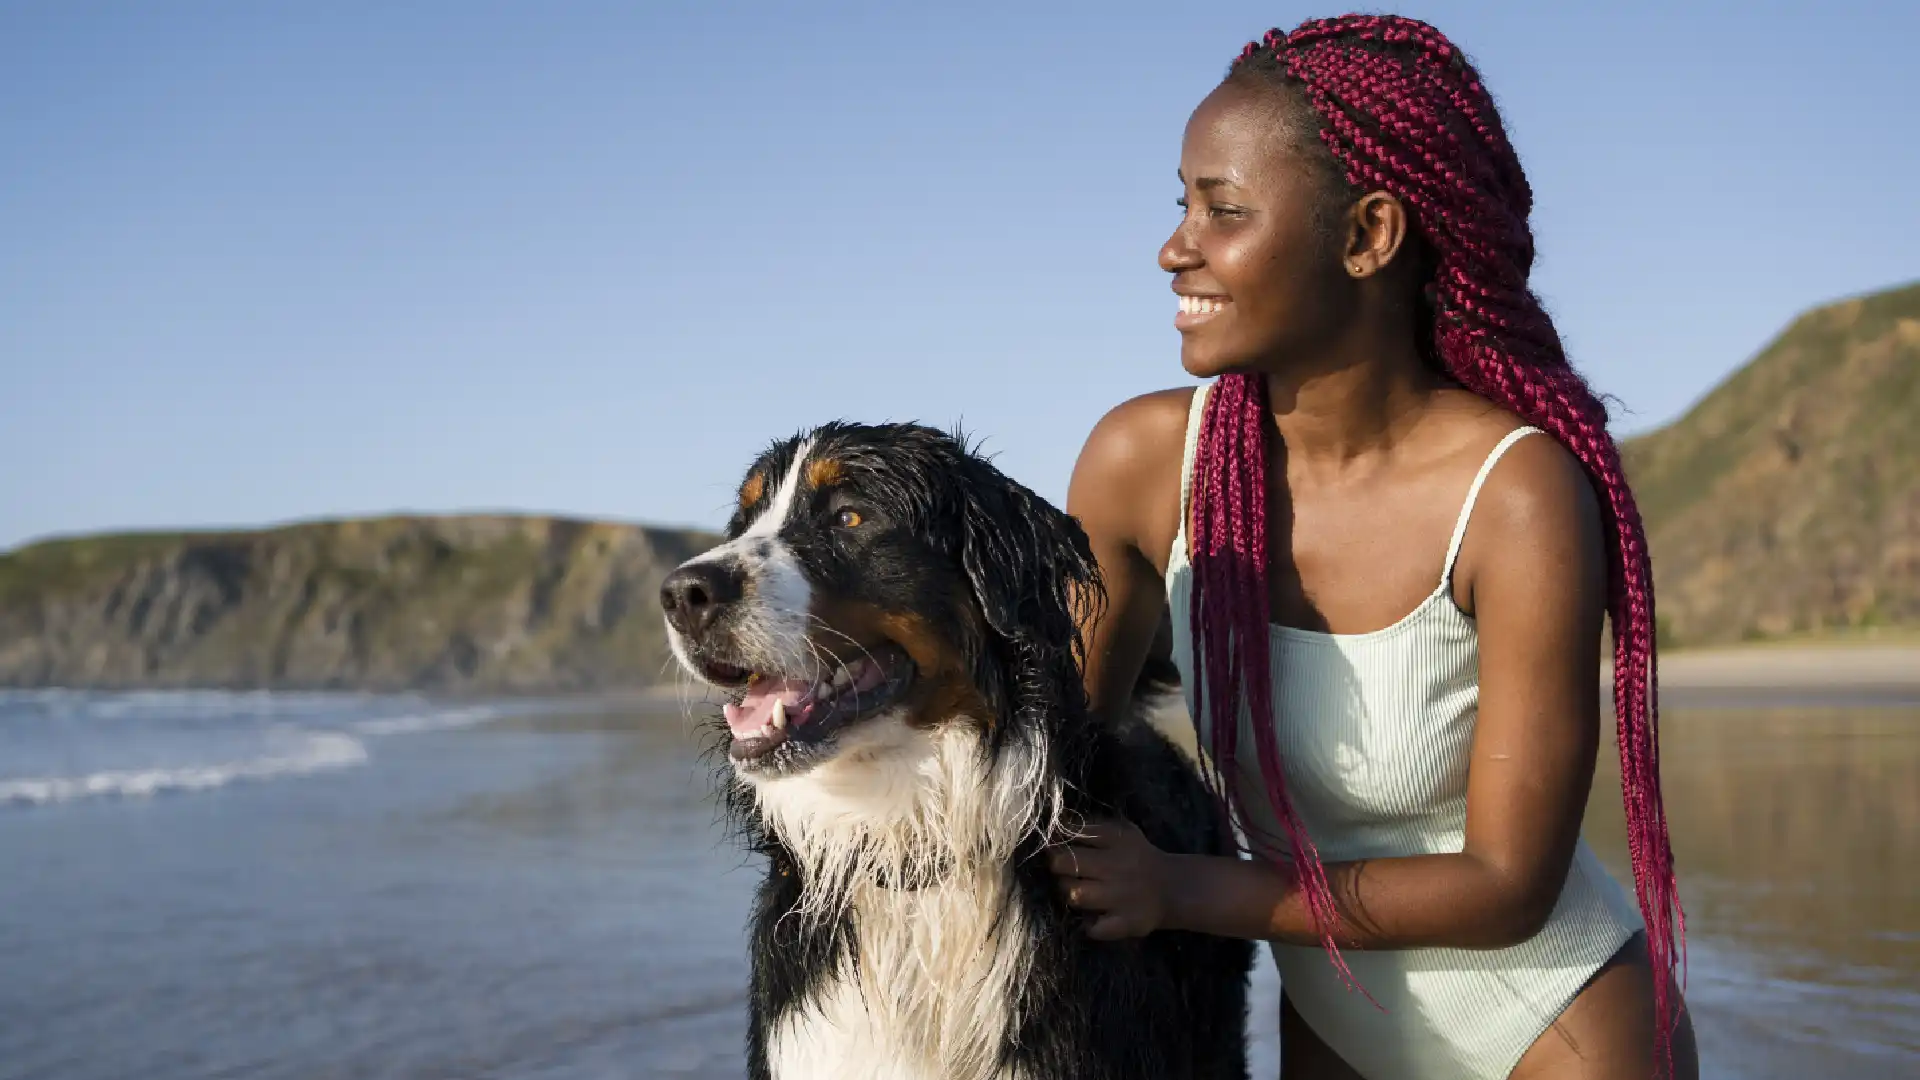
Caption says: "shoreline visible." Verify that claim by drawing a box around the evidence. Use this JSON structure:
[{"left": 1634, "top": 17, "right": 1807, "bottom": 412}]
[
  {"left": 6, "top": 645, "right": 1916, "bottom": 708},
  {"left": 1614, "top": 644, "right": 1920, "bottom": 709},
  {"left": 1647, "top": 643, "right": 1920, "bottom": 689}
]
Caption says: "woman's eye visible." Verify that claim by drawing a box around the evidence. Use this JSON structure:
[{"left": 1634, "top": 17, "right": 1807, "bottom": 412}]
[{"left": 836, "top": 508, "right": 863, "bottom": 528}]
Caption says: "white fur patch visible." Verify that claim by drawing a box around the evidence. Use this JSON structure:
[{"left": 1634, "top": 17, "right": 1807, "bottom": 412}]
[
  {"left": 667, "top": 440, "right": 816, "bottom": 678},
  {"left": 753, "top": 712, "right": 1056, "bottom": 1080}
]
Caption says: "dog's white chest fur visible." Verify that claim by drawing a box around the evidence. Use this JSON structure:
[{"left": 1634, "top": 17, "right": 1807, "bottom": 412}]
[
  {"left": 751, "top": 715, "right": 1053, "bottom": 1080},
  {"left": 766, "top": 871, "right": 1029, "bottom": 1080}
]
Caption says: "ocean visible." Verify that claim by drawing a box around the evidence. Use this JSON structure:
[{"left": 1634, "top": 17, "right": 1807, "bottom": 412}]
[{"left": 0, "top": 690, "right": 1913, "bottom": 1079}]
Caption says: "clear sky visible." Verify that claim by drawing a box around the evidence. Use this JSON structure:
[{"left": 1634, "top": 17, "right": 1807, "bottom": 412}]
[{"left": 4, "top": 2, "right": 1915, "bottom": 551}]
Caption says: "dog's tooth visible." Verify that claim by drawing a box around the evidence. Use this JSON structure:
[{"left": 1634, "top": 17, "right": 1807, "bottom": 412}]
[{"left": 770, "top": 699, "right": 787, "bottom": 730}]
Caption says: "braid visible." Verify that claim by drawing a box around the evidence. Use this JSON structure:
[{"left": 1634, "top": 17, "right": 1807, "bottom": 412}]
[
  {"left": 1188, "top": 369, "right": 1357, "bottom": 988},
  {"left": 1192, "top": 14, "right": 1684, "bottom": 1073}
]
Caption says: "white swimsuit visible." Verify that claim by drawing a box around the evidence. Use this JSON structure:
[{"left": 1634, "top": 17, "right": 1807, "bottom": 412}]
[{"left": 1165, "top": 384, "right": 1644, "bottom": 1080}]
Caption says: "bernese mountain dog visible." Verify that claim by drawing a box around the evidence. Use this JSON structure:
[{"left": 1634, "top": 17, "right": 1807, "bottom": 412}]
[{"left": 659, "top": 422, "right": 1251, "bottom": 1080}]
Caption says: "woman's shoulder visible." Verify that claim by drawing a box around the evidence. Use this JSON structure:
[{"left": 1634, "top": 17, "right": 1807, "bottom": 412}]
[
  {"left": 1428, "top": 389, "right": 1586, "bottom": 494},
  {"left": 1067, "top": 387, "right": 1198, "bottom": 565},
  {"left": 1075, "top": 387, "right": 1198, "bottom": 477},
  {"left": 1428, "top": 390, "right": 1604, "bottom": 590}
]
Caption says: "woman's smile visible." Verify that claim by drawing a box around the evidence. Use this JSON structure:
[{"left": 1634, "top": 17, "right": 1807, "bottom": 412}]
[{"left": 1175, "top": 291, "right": 1231, "bottom": 330}]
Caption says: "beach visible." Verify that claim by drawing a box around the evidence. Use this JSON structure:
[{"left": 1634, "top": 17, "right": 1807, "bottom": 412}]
[
  {"left": 1650, "top": 643, "right": 1920, "bottom": 689},
  {"left": 0, "top": 653, "right": 1914, "bottom": 1079}
]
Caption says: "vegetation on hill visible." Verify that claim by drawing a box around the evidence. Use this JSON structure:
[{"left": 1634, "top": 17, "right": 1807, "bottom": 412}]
[
  {"left": 0, "top": 516, "right": 716, "bottom": 691},
  {"left": 1621, "top": 281, "right": 1920, "bottom": 646}
]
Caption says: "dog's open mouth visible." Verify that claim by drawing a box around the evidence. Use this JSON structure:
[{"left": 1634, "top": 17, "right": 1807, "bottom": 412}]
[{"left": 719, "top": 643, "right": 916, "bottom": 764}]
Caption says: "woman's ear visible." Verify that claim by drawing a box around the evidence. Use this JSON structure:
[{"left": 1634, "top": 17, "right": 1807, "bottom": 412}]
[{"left": 1341, "top": 190, "right": 1410, "bottom": 278}]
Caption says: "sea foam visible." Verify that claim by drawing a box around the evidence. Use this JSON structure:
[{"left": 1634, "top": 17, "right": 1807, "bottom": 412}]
[{"left": 0, "top": 732, "right": 369, "bottom": 806}]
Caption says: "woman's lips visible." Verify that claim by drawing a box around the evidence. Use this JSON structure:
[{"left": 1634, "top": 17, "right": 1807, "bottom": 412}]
[{"left": 1175, "top": 293, "right": 1230, "bottom": 330}]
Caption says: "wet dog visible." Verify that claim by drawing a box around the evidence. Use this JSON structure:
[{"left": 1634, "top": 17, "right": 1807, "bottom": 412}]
[{"left": 660, "top": 422, "right": 1250, "bottom": 1080}]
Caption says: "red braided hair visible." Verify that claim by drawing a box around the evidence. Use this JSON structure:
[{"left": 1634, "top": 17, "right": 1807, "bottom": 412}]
[{"left": 1189, "top": 14, "right": 1684, "bottom": 1072}]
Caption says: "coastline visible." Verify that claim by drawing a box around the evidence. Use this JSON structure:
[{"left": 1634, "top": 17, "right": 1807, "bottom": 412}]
[
  {"left": 1618, "top": 643, "right": 1920, "bottom": 709},
  {"left": 1143, "top": 642, "right": 1920, "bottom": 742},
  {"left": 9, "top": 644, "right": 1916, "bottom": 711},
  {"left": 1649, "top": 643, "right": 1920, "bottom": 689}
]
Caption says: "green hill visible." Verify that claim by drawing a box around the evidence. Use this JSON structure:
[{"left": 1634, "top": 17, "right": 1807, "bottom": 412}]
[
  {"left": 0, "top": 516, "right": 716, "bottom": 691},
  {"left": 1622, "top": 280, "right": 1920, "bottom": 646}
]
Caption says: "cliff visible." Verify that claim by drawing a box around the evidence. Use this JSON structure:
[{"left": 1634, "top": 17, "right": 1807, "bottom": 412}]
[
  {"left": 1621, "top": 280, "right": 1920, "bottom": 645},
  {"left": 0, "top": 516, "right": 717, "bottom": 691}
]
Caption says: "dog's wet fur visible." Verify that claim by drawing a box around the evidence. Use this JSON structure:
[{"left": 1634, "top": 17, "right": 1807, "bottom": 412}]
[{"left": 661, "top": 422, "right": 1251, "bottom": 1080}]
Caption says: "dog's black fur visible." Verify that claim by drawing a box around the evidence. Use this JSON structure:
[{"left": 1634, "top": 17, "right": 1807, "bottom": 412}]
[{"left": 662, "top": 422, "right": 1251, "bottom": 1079}]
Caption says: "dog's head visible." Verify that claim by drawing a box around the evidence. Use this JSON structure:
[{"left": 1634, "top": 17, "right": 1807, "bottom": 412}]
[{"left": 659, "top": 423, "right": 1101, "bottom": 783}]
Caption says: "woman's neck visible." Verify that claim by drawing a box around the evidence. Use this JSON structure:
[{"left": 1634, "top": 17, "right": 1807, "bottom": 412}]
[{"left": 1261, "top": 327, "right": 1439, "bottom": 475}]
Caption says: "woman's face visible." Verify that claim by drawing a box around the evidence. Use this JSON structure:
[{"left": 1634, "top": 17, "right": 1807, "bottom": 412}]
[{"left": 1160, "top": 80, "right": 1354, "bottom": 379}]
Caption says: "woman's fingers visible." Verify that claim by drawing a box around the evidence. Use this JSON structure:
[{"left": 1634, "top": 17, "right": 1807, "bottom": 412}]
[
  {"left": 1057, "top": 875, "right": 1115, "bottom": 912},
  {"left": 1066, "top": 818, "right": 1133, "bottom": 848},
  {"left": 1046, "top": 845, "right": 1080, "bottom": 877},
  {"left": 1047, "top": 842, "right": 1115, "bottom": 878},
  {"left": 1087, "top": 912, "right": 1143, "bottom": 941}
]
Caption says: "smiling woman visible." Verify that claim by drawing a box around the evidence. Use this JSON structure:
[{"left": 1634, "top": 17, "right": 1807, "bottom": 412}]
[{"left": 1059, "top": 13, "right": 1695, "bottom": 1080}]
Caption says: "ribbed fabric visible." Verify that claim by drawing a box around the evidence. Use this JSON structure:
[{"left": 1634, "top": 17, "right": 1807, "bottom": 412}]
[{"left": 1166, "top": 384, "right": 1644, "bottom": 1080}]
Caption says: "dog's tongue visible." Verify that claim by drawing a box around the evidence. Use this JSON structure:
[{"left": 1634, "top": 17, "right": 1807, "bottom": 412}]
[{"left": 723, "top": 677, "right": 812, "bottom": 738}]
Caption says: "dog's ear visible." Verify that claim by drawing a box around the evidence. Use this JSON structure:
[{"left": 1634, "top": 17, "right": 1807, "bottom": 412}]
[{"left": 956, "top": 456, "right": 1104, "bottom": 651}]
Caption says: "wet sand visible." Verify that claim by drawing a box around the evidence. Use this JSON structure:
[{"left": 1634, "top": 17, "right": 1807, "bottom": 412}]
[
  {"left": 1650, "top": 644, "right": 1920, "bottom": 690},
  {"left": 1619, "top": 644, "right": 1920, "bottom": 709}
]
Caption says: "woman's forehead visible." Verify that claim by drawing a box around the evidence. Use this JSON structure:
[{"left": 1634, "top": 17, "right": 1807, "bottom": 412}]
[{"left": 1181, "top": 82, "right": 1322, "bottom": 188}]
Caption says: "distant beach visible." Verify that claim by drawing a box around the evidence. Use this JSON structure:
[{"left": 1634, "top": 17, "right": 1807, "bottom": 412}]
[
  {"left": 1626, "top": 643, "right": 1920, "bottom": 708},
  {"left": 1655, "top": 642, "right": 1920, "bottom": 687}
]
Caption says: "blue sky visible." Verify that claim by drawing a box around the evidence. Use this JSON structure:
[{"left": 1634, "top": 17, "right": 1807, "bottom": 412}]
[{"left": 3, "top": 1, "right": 1915, "bottom": 550}]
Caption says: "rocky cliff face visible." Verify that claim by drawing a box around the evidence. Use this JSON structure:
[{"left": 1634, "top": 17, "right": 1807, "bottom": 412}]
[
  {"left": 0, "top": 516, "right": 717, "bottom": 691},
  {"left": 1622, "top": 280, "right": 1920, "bottom": 645}
]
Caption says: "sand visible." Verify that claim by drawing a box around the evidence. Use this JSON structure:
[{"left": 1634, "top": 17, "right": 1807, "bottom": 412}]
[{"left": 1645, "top": 644, "right": 1920, "bottom": 690}]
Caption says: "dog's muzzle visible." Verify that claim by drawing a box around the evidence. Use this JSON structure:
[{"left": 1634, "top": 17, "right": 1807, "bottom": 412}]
[{"left": 659, "top": 560, "right": 745, "bottom": 643}]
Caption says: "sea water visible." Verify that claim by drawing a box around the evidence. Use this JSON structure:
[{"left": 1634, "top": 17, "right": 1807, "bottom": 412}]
[{"left": 0, "top": 690, "right": 1912, "bottom": 1079}]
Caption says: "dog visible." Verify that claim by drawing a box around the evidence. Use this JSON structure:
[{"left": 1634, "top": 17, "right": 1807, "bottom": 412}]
[{"left": 659, "top": 422, "right": 1251, "bottom": 1080}]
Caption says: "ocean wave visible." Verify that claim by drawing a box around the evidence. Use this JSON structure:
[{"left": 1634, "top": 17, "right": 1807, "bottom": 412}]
[
  {"left": 350, "top": 706, "right": 502, "bottom": 736},
  {"left": 0, "top": 732, "right": 369, "bottom": 807},
  {"left": 0, "top": 688, "right": 398, "bottom": 724}
]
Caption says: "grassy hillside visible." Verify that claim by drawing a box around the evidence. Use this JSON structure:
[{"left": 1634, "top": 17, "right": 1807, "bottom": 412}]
[
  {"left": 1622, "top": 281, "right": 1920, "bottom": 646},
  {"left": 0, "top": 515, "right": 717, "bottom": 691}
]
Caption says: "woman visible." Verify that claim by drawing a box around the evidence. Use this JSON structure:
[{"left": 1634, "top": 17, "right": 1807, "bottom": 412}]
[{"left": 1051, "top": 16, "right": 1696, "bottom": 1080}]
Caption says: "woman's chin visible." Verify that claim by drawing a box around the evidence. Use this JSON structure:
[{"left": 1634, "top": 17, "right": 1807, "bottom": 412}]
[{"left": 1180, "top": 346, "right": 1263, "bottom": 380}]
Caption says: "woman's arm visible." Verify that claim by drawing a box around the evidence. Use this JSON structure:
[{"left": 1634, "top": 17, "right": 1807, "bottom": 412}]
[
  {"left": 1065, "top": 390, "right": 1193, "bottom": 724},
  {"left": 1055, "top": 434, "right": 1609, "bottom": 950}
]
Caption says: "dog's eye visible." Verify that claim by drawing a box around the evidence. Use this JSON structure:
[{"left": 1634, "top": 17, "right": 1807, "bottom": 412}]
[{"left": 836, "top": 508, "right": 863, "bottom": 528}]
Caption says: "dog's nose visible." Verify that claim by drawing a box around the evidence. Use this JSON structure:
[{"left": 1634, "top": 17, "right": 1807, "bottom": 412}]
[{"left": 660, "top": 561, "right": 744, "bottom": 638}]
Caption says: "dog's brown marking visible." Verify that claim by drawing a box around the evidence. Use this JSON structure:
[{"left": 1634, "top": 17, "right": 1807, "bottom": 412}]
[
  {"left": 806, "top": 595, "right": 993, "bottom": 731},
  {"left": 806, "top": 456, "right": 843, "bottom": 490},
  {"left": 875, "top": 610, "right": 992, "bottom": 729},
  {"left": 738, "top": 470, "right": 766, "bottom": 509}
]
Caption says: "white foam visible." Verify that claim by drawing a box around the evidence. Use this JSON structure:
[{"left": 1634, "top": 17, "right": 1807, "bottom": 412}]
[
  {"left": 0, "top": 732, "right": 369, "bottom": 806},
  {"left": 350, "top": 706, "right": 501, "bottom": 736}
]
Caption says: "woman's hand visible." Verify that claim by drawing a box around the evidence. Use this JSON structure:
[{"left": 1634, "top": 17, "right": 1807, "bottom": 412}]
[{"left": 1047, "top": 816, "right": 1179, "bottom": 940}]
